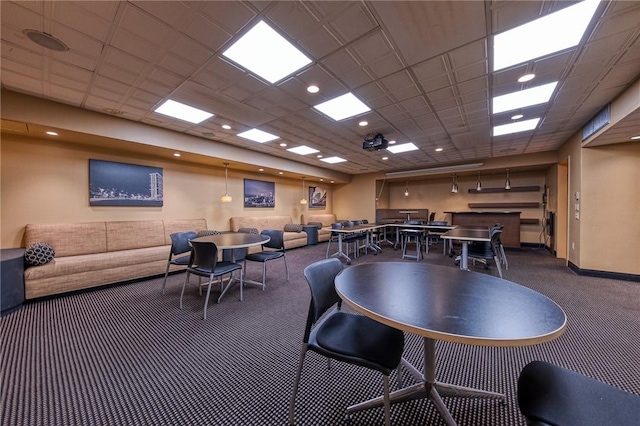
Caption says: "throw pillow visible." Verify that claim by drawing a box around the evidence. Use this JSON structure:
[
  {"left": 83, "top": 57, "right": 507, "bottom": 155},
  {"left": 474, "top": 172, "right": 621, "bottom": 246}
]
[
  {"left": 238, "top": 227, "right": 258, "bottom": 234},
  {"left": 308, "top": 222, "right": 323, "bottom": 229},
  {"left": 24, "top": 242, "right": 56, "bottom": 266},
  {"left": 283, "top": 224, "right": 303, "bottom": 233}
]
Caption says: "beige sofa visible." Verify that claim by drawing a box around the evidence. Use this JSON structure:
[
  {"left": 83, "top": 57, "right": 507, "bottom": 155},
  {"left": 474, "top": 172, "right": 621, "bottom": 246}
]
[
  {"left": 229, "top": 215, "right": 308, "bottom": 250},
  {"left": 23, "top": 218, "right": 207, "bottom": 299},
  {"left": 301, "top": 214, "right": 338, "bottom": 242}
]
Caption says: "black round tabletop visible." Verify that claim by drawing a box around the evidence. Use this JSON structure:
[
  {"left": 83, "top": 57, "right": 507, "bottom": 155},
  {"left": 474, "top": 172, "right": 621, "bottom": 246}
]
[
  {"left": 335, "top": 262, "right": 566, "bottom": 347},
  {"left": 191, "top": 233, "right": 269, "bottom": 249}
]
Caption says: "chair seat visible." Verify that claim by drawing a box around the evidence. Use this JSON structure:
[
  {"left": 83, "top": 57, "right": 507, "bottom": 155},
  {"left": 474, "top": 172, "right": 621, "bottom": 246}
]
[
  {"left": 518, "top": 361, "right": 640, "bottom": 426},
  {"left": 245, "top": 251, "right": 285, "bottom": 262},
  {"left": 312, "top": 311, "right": 404, "bottom": 374},
  {"left": 170, "top": 254, "right": 191, "bottom": 266},
  {"left": 191, "top": 261, "right": 241, "bottom": 277}
]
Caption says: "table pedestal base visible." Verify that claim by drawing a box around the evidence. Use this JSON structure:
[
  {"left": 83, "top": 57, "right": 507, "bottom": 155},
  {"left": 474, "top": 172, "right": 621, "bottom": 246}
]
[{"left": 346, "top": 338, "right": 504, "bottom": 426}]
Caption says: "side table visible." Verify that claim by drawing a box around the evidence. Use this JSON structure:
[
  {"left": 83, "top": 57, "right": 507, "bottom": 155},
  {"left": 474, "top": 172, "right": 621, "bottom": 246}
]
[
  {"left": 302, "top": 225, "right": 319, "bottom": 245},
  {"left": 1, "top": 248, "right": 26, "bottom": 316}
]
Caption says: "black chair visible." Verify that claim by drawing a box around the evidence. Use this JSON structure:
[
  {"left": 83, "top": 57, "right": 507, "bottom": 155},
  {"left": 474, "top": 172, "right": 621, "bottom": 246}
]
[
  {"left": 162, "top": 231, "right": 196, "bottom": 294},
  {"left": 180, "top": 241, "right": 243, "bottom": 320},
  {"left": 325, "top": 222, "right": 343, "bottom": 258},
  {"left": 243, "top": 229, "right": 288, "bottom": 291},
  {"left": 464, "top": 227, "right": 504, "bottom": 278},
  {"left": 518, "top": 360, "right": 640, "bottom": 426},
  {"left": 288, "top": 258, "right": 405, "bottom": 426}
]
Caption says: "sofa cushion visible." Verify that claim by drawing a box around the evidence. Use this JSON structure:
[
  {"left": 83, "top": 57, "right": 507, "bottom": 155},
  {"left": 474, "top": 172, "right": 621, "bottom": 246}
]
[
  {"left": 24, "top": 222, "right": 108, "bottom": 257},
  {"left": 24, "top": 246, "right": 170, "bottom": 280},
  {"left": 106, "top": 220, "right": 165, "bottom": 252},
  {"left": 163, "top": 218, "right": 208, "bottom": 244},
  {"left": 283, "top": 224, "right": 303, "bottom": 232},
  {"left": 24, "top": 242, "right": 56, "bottom": 266},
  {"left": 301, "top": 214, "right": 337, "bottom": 227}
]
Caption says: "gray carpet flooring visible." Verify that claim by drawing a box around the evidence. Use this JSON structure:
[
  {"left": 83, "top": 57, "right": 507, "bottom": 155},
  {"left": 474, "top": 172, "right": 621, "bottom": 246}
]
[{"left": 2, "top": 241, "right": 640, "bottom": 425}]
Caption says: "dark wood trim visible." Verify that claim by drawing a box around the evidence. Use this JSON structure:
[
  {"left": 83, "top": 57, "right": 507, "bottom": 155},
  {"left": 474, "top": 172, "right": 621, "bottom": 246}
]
[
  {"left": 468, "top": 185, "right": 541, "bottom": 193},
  {"left": 568, "top": 261, "right": 640, "bottom": 282},
  {"left": 468, "top": 202, "right": 540, "bottom": 208}
]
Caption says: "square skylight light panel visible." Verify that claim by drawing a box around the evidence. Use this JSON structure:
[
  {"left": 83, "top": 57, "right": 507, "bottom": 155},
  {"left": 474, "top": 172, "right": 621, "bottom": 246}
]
[
  {"left": 493, "top": 118, "right": 540, "bottom": 136},
  {"left": 493, "top": 0, "right": 600, "bottom": 71},
  {"left": 493, "top": 82, "right": 558, "bottom": 114},
  {"left": 320, "top": 156, "right": 347, "bottom": 164},
  {"left": 222, "top": 20, "right": 312, "bottom": 84},
  {"left": 237, "top": 129, "right": 279, "bottom": 143},
  {"left": 154, "top": 99, "right": 213, "bottom": 124},
  {"left": 313, "top": 93, "right": 371, "bottom": 121},
  {"left": 386, "top": 142, "right": 419, "bottom": 154},
  {"left": 287, "top": 145, "right": 319, "bottom": 155}
]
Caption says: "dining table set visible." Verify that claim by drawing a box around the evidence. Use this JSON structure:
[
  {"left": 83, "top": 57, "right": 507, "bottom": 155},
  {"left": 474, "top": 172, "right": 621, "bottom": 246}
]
[{"left": 325, "top": 221, "right": 492, "bottom": 270}]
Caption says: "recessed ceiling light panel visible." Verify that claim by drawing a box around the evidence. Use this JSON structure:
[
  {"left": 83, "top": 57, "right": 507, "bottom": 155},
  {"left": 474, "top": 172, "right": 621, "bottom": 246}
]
[
  {"left": 287, "top": 145, "right": 319, "bottom": 155},
  {"left": 493, "top": 0, "right": 600, "bottom": 71},
  {"left": 386, "top": 142, "right": 419, "bottom": 154},
  {"left": 154, "top": 99, "right": 213, "bottom": 124},
  {"left": 222, "top": 20, "right": 311, "bottom": 84},
  {"left": 320, "top": 156, "right": 347, "bottom": 164},
  {"left": 237, "top": 128, "right": 279, "bottom": 143},
  {"left": 493, "top": 82, "right": 558, "bottom": 114},
  {"left": 313, "top": 93, "right": 371, "bottom": 121},
  {"left": 493, "top": 118, "right": 540, "bottom": 136}
]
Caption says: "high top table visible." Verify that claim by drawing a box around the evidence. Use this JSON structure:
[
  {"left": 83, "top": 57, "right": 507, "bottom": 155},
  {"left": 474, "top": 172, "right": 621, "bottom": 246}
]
[
  {"left": 335, "top": 262, "right": 567, "bottom": 426},
  {"left": 441, "top": 226, "right": 491, "bottom": 270}
]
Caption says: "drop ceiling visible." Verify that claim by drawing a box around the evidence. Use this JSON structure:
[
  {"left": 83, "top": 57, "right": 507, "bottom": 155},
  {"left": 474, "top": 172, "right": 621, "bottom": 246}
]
[{"left": 1, "top": 1, "right": 639, "bottom": 176}]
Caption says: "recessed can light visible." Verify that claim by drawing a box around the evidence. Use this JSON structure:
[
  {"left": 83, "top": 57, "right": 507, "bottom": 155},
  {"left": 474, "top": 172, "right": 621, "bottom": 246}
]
[
  {"left": 631, "top": 135, "right": 640, "bottom": 140},
  {"left": 382, "top": 156, "right": 389, "bottom": 160},
  {"left": 435, "top": 147, "right": 443, "bottom": 152},
  {"left": 511, "top": 114, "right": 524, "bottom": 120},
  {"left": 518, "top": 73, "right": 536, "bottom": 83},
  {"left": 173, "top": 152, "right": 181, "bottom": 157},
  {"left": 222, "top": 124, "right": 232, "bottom": 130},
  {"left": 307, "top": 85, "right": 319, "bottom": 93},
  {"left": 46, "top": 131, "right": 58, "bottom": 136},
  {"left": 280, "top": 142, "right": 287, "bottom": 147},
  {"left": 359, "top": 121, "right": 368, "bottom": 126}
]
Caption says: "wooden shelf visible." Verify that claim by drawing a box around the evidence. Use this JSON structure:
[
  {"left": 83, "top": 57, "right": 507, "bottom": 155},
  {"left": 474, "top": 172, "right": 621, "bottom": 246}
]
[
  {"left": 468, "top": 185, "right": 540, "bottom": 193},
  {"left": 520, "top": 218, "right": 540, "bottom": 225},
  {"left": 468, "top": 202, "right": 540, "bottom": 209}
]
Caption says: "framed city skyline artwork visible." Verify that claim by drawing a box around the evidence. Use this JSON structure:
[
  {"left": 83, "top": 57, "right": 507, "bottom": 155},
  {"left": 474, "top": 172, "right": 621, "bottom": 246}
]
[
  {"left": 244, "top": 179, "right": 275, "bottom": 208},
  {"left": 89, "top": 159, "right": 163, "bottom": 207}
]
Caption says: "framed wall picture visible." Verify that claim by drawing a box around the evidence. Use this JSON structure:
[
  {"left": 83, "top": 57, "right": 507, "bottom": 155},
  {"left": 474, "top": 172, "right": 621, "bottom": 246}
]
[
  {"left": 244, "top": 179, "right": 275, "bottom": 208},
  {"left": 89, "top": 159, "right": 163, "bottom": 206},
  {"left": 309, "top": 186, "right": 327, "bottom": 208}
]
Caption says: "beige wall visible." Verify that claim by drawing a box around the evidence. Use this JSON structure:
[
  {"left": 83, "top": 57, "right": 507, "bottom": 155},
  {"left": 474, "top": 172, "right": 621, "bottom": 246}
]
[
  {"left": 0, "top": 135, "right": 333, "bottom": 248},
  {"left": 580, "top": 142, "right": 640, "bottom": 274}
]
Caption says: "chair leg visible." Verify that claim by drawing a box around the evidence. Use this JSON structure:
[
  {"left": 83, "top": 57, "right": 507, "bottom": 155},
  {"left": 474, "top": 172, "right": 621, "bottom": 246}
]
[
  {"left": 494, "top": 255, "right": 503, "bottom": 279},
  {"left": 325, "top": 238, "right": 332, "bottom": 258},
  {"left": 262, "top": 262, "right": 267, "bottom": 291},
  {"left": 162, "top": 261, "right": 171, "bottom": 294},
  {"left": 382, "top": 374, "right": 391, "bottom": 426},
  {"left": 179, "top": 271, "right": 190, "bottom": 309},
  {"left": 203, "top": 275, "right": 215, "bottom": 320},
  {"left": 284, "top": 254, "right": 289, "bottom": 281},
  {"left": 238, "top": 269, "right": 243, "bottom": 301},
  {"left": 288, "top": 344, "right": 309, "bottom": 426}
]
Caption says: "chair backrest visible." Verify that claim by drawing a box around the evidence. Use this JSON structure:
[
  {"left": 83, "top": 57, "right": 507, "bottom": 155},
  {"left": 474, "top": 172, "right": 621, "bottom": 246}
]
[
  {"left": 261, "top": 229, "right": 285, "bottom": 250},
  {"left": 343, "top": 220, "right": 354, "bottom": 227},
  {"left": 330, "top": 222, "right": 343, "bottom": 237},
  {"left": 302, "top": 258, "right": 344, "bottom": 338},
  {"left": 361, "top": 219, "right": 369, "bottom": 224},
  {"left": 170, "top": 231, "right": 197, "bottom": 255},
  {"left": 490, "top": 229, "right": 503, "bottom": 255},
  {"left": 189, "top": 241, "right": 219, "bottom": 271},
  {"left": 428, "top": 221, "right": 448, "bottom": 226},
  {"left": 352, "top": 220, "right": 363, "bottom": 225},
  {"left": 429, "top": 212, "right": 436, "bottom": 221},
  {"left": 405, "top": 220, "right": 423, "bottom": 225}
]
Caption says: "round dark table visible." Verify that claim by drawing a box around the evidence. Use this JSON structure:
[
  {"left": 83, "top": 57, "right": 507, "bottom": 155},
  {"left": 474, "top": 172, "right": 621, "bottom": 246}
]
[
  {"left": 190, "top": 233, "right": 270, "bottom": 302},
  {"left": 302, "top": 225, "right": 319, "bottom": 245},
  {"left": 335, "top": 262, "right": 567, "bottom": 426},
  {"left": 1, "top": 248, "right": 26, "bottom": 316}
]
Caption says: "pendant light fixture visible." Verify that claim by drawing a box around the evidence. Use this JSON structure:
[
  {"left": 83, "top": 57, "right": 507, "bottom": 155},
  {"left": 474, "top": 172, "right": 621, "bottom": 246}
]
[
  {"left": 404, "top": 179, "right": 409, "bottom": 197},
  {"left": 300, "top": 177, "right": 308, "bottom": 205},
  {"left": 221, "top": 163, "right": 232, "bottom": 203},
  {"left": 451, "top": 174, "right": 459, "bottom": 193},
  {"left": 504, "top": 169, "right": 511, "bottom": 190},
  {"left": 476, "top": 172, "right": 482, "bottom": 191}
]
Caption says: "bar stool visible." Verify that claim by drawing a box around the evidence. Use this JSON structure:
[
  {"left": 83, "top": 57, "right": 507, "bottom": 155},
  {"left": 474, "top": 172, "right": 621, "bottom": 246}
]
[{"left": 401, "top": 229, "right": 423, "bottom": 261}]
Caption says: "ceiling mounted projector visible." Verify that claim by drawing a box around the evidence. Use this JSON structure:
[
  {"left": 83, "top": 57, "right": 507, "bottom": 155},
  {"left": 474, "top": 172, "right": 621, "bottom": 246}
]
[{"left": 362, "top": 133, "right": 388, "bottom": 151}]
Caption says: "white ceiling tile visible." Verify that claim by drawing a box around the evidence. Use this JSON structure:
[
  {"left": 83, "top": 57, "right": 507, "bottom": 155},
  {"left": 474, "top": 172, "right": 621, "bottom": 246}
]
[{"left": 182, "top": 14, "right": 232, "bottom": 52}]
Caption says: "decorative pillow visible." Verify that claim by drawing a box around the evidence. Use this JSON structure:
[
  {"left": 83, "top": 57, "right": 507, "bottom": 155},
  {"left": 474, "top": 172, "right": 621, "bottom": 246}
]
[
  {"left": 238, "top": 227, "right": 258, "bottom": 234},
  {"left": 283, "top": 224, "right": 303, "bottom": 233},
  {"left": 308, "top": 222, "right": 323, "bottom": 229},
  {"left": 196, "top": 229, "right": 221, "bottom": 237},
  {"left": 24, "top": 242, "right": 56, "bottom": 266}
]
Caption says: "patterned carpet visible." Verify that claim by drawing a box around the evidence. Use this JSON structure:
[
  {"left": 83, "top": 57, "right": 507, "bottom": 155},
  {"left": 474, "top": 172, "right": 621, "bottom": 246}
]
[{"left": 2, "top": 241, "right": 640, "bottom": 426}]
